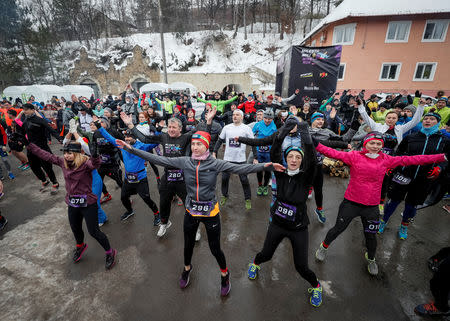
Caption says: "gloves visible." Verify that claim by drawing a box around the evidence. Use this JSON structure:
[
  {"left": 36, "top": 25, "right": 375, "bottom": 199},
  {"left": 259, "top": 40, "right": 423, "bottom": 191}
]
[
  {"left": 94, "top": 121, "right": 102, "bottom": 129},
  {"left": 69, "top": 118, "right": 77, "bottom": 134},
  {"left": 386, "top": 168, "right": 394, "bottom": 176},
  {"left": 415, "top": 90, "right": 422, "bottom": 98},
  {"left": 297, "top": 121, "right": 312, "bottom": 145},
  {"left": 427, "top": 166, "right": 441, "bottom": 179},
  {"left": 278, "top": 116, "right": 298, "bottom": 138},
  {"left": 312, "top": 137, "right": 319, "bottom": 147}
]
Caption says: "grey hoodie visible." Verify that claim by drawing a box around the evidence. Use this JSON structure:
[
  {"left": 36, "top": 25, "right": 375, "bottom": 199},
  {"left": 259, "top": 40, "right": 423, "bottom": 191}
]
[{"left": 125, "top": 147, "right": 271, "bottom": 217}]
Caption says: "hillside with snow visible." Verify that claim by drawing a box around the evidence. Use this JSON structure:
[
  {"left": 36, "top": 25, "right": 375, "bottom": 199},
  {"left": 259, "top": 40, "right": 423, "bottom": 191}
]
[{"left": 58, "top": 28, "right": 303, "bottom": 78}]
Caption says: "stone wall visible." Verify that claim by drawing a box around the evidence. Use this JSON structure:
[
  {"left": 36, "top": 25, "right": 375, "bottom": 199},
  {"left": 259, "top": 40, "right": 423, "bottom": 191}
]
[
  {"left": 69, "top": 45, "right": 160, "bottom": 96},
  {"left": 69, "top": 45, "right": 275, "bottom": 97}
]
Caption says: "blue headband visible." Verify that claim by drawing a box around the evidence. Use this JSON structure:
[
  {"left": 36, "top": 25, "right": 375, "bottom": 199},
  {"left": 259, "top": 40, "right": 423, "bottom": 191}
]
[
  {"left": 311, "top": 112, "right": 324, "bottom": 124},
  {"left": 284, "top": 146, "right": 304, "bottom": 158}
]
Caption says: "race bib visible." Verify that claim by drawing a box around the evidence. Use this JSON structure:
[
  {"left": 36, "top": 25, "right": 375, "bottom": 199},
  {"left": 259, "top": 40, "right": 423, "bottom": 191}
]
[
  {"left": 228, "top": 138, "right": 241, "bottom": 148},
  {"left": 167, "top": 169, "right": 184, "bottom": 181},
  {"left": 189, "top": 200, "right": 214, "bottom": 216},
  {"left": 259, "top": 145, "right": 270, "bottom": 153},
  {"left": 69, "top": 195, "right": 87, "bottom": 208},
  {"left": 274, "top": 201, "right": 297, "bottom": 222},
  {"left": 392, "top": 172, "right": 411, "bottom": 185},
  {"left": 364, "top": 220, "right": 380, "bottom": 234},
  {"left": 126, "top": 172, "right": 139, "bottom": 183},
  {"left": 100, "top": 154, "right": 112, "bottom": 164}
]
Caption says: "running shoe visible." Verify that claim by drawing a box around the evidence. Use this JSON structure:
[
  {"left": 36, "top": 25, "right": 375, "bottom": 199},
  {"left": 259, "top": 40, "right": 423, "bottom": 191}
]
[
  {"left": 365, "top": 252, "right": 378, "bottom": 275},
  {"left": 315, "top": 243, "right": 328, "bottom": 262},
  {"left": 73, "top": 243, "right": 88, "bottom": 262},
  {"left": 40, "top": 180, "right": 50, "bottom": 191},
  {"left": 221, "top": 272, "right": 231, "bottom": 296},
  {"left": 120, "top": 211, "right": 135, "bottom": 221},
  {"left": 414, "top": 302, "right": 450, "bottom": 317},
  {"left": 179, "top": 267, "right": 192, "bottom": 289},
  {"left": 98, "top": 219, "right": 108, "bottom": 227},
  {"left": 153, "top": 213, "right": 161, "bottom": 226},
  {"left": 8, "top": 172, "right": 15, "bottom": 180},
  {"left": 378, "top": 204, "right": 384, "bottom": 215},
  {"left": 219, "top": 196, "right": 228, "bottom": 206},
  {"left": 21, "top": 163, "right": 30, "bottom": 171},
  {"left": 378, "top": 219, "right": 386, "bottom": 234},
  {"left": 50, "top": 183, "right": 59, "bottom": 195},
  {"left": 0, "top": 216, "right": 8, "bottom": 230},
  {"left": 398, "top": 225, "right": 408, "bottom": 240},
  {"left": 105, "top": 248, "right": 117, "bottom": 270},
  {"left": 315, "top": 208, "right": 326, "bottom": 224},
  {"left": 308, "top": 188, "right": 313, "bottom": 199},
  {"left": 177, "top": 197, "right": 183, "bottom": 206},
  {"left": 245, "top": 199, "right": 252, "bottom": 210},
  {"left": 308, "top": 283, "right": 323, "bottom": 307},
  {"left": 157, "top": 220, "right": 172, "bottom": 237},
  {"left": 257, "top": 186, "right": 263, "bottom": 196},
  {"left": 247, "top": 263, "right": 260, "bottom": 280},
  {"left": 263, "top": 186, "right": 269, "bottom": 196},
  {"left": 443, "top": 204, "right": 450, "bottom": 214},
  {"left": 100, "top": 193, "right": 112, "bottom": 204},
  {"left": 195, "top": 227, "right": 201, "bottom": 241},
  {"left": 18, "top": 163, "right": 25, "bottom": 169}
]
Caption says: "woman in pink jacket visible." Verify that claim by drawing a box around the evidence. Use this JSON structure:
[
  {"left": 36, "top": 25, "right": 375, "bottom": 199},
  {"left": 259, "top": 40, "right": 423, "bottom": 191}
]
[{"left": 314, "top": 132, "right": 447, "bottom": 276}]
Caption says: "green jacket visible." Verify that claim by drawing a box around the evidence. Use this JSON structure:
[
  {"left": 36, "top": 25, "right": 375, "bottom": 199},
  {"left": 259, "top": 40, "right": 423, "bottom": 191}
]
[
  {"left": 155, "top": 98, "right": 176, "bottom": 114},
  {"left": 424, "top": 105, "right": 450, "bottom": 129},
  {"left": 197, "top": 96, "right": 238, "bottom": 113},
  {"left": 371, "top": 110, "right": 389, "bottom": 124}
]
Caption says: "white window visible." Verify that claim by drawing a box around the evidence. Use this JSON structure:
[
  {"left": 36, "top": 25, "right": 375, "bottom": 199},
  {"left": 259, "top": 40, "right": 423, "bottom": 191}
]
[
  {"left": 338, "top": 63, "right": 346, "bottom": 80},
  {"left": 385, "top": 21, "right": 411, "bottom": 43},
  {"left": 332, "top": 23, "right": 356, "bottom": 45},
  {"left": 379, "top": 63, "right": 402, "bottom": 81},
  {"left": 422, "top": 20, "right": 449, "bottom": 42},
  {"left": 413, "top": 62, "right": 437, "bottom": 81}
]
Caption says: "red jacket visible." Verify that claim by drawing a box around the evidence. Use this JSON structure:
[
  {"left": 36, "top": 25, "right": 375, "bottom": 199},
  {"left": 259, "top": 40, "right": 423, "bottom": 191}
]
[
  {"left": 316, "top": 143, "right": 446, "bottom": 206},
  {"left": 238, "top": 100, "right": 259, "bottom": 114}
]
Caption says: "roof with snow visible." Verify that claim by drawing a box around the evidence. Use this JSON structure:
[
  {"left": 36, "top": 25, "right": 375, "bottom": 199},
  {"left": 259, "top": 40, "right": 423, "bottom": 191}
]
[{"left": 301, "top": 0, "right": 450, "bottom": 44}]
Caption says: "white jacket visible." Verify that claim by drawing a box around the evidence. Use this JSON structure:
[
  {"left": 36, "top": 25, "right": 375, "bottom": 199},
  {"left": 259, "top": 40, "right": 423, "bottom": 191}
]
[{"left": 358, "top": 104, "right": 424, "bottom": 144}]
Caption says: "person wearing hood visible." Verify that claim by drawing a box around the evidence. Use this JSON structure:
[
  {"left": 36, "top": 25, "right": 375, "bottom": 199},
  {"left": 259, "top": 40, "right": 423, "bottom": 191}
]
[
  {"left": 313, "top": 132, "right": 447, "bottom": 276},
  {"left": 425, "top": 97, "right": 450, "bottom": 129},
  {"left": 379, "top": 113, "right": 449, "bottom": 240}
]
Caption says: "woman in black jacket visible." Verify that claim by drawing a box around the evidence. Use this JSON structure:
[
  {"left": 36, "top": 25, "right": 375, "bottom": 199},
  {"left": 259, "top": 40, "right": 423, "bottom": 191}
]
[{"left": 246, "top": 121, "right": 323, "bottom": 308}]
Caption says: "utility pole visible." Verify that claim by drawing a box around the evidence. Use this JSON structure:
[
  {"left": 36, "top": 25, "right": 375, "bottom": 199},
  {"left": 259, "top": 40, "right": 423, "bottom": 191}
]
[
  {"left": 158, "top": 0, "right": 168, "bottom": 84},
  {"left": 244, "top": 0, "right": 247, "bottom": 40}
]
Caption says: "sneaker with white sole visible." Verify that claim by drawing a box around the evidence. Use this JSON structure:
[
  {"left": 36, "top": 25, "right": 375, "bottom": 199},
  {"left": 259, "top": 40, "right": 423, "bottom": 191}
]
[
  {"left": 157, "top": 220, "right": 172, "bottom": 237},
  {"left": 365, "top": 252, "right": 378, "bottom": 275},
  {"left": 315, "top": 243, "right": 328, "bottom": 262}
]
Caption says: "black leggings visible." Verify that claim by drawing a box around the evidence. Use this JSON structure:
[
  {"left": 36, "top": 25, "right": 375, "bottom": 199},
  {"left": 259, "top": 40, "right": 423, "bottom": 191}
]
[
  {"left": 68, "top": 203, "right": 111, "bottom": 251},
  {"left": 183, "top": 213, "right": 226, "bottom": 269},
  {"left": 221, "top": 162, "right": 251, "bottom": 200},
  {"left": 312, "top": 164, "right": 323, "bottom": 208},
  {"left": 257, "top": 171, "right": 271, "bottom": 186},
  {"left": 98, "top": 165, "right": 123, "bottom": 194},
  {"left": 121, "top": 178, "right": 158, "bottom": 213},
  {"left": 324, "top": 199, "right": 379, "bottom": 259},
  {"left": 430, "top": 254, "right": 450, "bottom": 311},
  {"left": 28, "top": 149, "right": 58, "bottom": 184},
  {"left": 159, "top": 175, "right": 187, "bottom": 224},
  {"left": 254, "top": 223, "right": 318, "bottom": 287}
]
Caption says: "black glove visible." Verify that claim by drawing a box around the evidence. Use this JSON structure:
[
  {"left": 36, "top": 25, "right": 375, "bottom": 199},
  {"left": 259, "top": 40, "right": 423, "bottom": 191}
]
[
  {"left": 278, "top": 116, "right": 298, "bottom": 138},
  {"left": 415, "top": 90, "right": 422, "bottom": 98},
  {"left": 94, "top": 121, "right": 102, "bottom": 129},
  {"left": 297, "top": 121, "right": 312, "bottom": 145}
]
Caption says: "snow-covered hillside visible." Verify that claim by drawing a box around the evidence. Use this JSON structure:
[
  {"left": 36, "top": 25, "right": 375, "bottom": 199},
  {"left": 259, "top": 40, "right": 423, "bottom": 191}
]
[{"left": 60, "top": 29, "right": 303, "bottom": 76}]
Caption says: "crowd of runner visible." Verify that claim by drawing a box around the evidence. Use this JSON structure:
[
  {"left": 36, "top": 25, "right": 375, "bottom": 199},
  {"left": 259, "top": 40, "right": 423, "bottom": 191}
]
[{"left": 0, "top": 85, "right": 449, "bottom": 316}]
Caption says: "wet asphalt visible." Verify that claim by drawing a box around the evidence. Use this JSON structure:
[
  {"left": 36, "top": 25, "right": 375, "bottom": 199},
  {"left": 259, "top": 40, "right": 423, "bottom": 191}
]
[{"left": 0, "top": 144, "right": 449, "bottom": 321}]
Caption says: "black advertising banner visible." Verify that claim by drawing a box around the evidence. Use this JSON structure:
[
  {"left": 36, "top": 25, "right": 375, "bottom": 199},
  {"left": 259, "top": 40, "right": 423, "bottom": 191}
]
[{"left": 275, "top": 45, "right": 342, "bottom": 109}]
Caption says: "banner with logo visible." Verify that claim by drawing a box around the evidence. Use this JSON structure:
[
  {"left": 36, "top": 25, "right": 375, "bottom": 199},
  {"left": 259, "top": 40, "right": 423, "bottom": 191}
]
[{"left": 275, "top": 45, "right": 342, "bottom": 109}]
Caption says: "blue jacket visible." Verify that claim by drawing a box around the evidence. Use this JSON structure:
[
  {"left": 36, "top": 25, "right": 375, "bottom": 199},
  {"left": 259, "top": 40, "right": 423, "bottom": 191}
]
[
  {"left": 99, "top": 127, "right": 157, "bottom": 181},
  {"left": 253, "top": 120, "right": 277, "bottom": 152}
]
